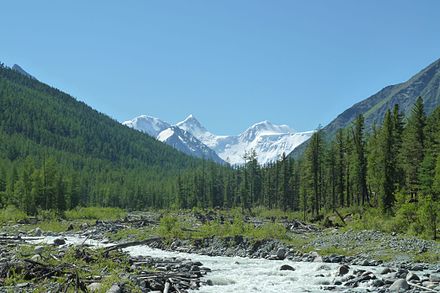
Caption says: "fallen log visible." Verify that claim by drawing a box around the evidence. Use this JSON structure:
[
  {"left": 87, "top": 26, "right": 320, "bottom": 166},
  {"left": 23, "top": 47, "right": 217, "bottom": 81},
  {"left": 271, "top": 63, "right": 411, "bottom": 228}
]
[
  {"left": 163, "top": 280, "right": 170, "bottom": 293},
  {"left": 408, "top": 281, "right": 439, "bottom": 293}
]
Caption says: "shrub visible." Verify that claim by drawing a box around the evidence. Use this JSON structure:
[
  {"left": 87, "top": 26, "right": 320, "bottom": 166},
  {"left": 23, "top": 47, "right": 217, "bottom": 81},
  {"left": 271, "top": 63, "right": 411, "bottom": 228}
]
[
  {"left": 0, "top": 205, "right": 27, "bottom": 223},
  {"left": 65, "top": 207, "right": 127, "bottom": 221}
]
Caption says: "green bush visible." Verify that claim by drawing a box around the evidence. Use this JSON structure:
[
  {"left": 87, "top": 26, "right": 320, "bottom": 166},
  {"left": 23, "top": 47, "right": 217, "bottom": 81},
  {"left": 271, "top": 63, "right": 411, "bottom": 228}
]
[
  {"left": 0, "top": 205, "right": 27, "bottom": 223},
  {"left": 65, "top": 207, "right": 127, "bottom": 220},
  {"left": 157, "top": 215, "right": 183, "bottom": 239}
]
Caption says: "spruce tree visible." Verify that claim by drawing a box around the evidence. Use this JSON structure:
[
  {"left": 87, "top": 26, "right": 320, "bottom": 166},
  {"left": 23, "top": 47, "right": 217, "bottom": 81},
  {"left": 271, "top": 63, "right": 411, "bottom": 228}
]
[
  {"left": 402, "top": 97, "right": 426, "bottom": 199},
  {"left": 335, "top": 129, "right": 346, "bottom": 207},
  {"left": 352, "top": 115, "right": 369, "bottom": 205},
  {"left": 380, "top": 110, "right": 396, "bottom": 213}
]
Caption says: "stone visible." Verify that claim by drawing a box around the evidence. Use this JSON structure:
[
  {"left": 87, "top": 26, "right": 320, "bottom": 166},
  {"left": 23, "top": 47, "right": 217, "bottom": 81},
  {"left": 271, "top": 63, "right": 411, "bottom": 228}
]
[
  {"left": 87, "top": 283, "right": 102, "bottom": 292},
  {"left": 380, "top": 267, "right": 393, "bottom": 275},
  {"left": 53, "top": 237, "right": 66, "bottom": 246},
  {"left": 106, "top": 284, "right": 121, "bottom": 293},
  {"left": 389, "top": 279, "right": 409, "bottom": 292},
  {"left": 372, "top": 279, "right": 384, "bottom": 287},
  {"left": 66, "top": 223, "right": 74, "bottom": 231},
  {"left": 411, "top": 264, "right": 424, "bottom": 271},
  {"left": 337, "top": 265, "right": 350, "bottom": 276},
  {"left": 16, "top": 283, "right": 29, "bottom": 288},
  {"left": 430, "top": 274, "right": 440, "bottom": 283},
  {"left": 206, "top": 279, "right": 214, "bottom": 286},
  {"left": 280, "top": 264, "right": 295, "bottom": 271},
  {"left": 267, "top": 255, "right": 279, "bottom": 260},
  {"left": 34, "top": 227, "right": 43, "bottom": 236},
  {"left": 80, "top": 223, "right": 89, "bottom": 230},
  {"left": 317, "top": 264, "right": 332, "bottom": 271},
  {"left": 310, "top": 251, "right": 322, "bottom": 262},
  {"left": 406, "top": 272, "right": 419, "bottom": 282},
  {"left": 31, "top": 254, "right": 42, "bottom": 262},
  {"left": 395, "top": 269, "right": 408, "bottom": 279},
  {"left": 276, "top": 247, "right": 287, "bottom": 260},
  {"left": 34, "top": 246, "right": 44, "bottom": 254}
]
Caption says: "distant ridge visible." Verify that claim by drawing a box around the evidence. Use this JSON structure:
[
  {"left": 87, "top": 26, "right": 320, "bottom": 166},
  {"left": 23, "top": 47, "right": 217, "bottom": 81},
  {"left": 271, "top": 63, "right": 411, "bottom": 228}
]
[
  {"left": 290, "top": 57, "right": 440, "bottom": 158},
  {"left": 12, "top": 64, "right": 36, "bottom": 79}
]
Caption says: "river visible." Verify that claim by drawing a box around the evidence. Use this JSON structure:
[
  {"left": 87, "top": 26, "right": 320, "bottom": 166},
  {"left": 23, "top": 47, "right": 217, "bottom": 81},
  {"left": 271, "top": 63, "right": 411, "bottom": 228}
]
[{"left": 33, "top": 235, "right": 391, "bottom": 292}]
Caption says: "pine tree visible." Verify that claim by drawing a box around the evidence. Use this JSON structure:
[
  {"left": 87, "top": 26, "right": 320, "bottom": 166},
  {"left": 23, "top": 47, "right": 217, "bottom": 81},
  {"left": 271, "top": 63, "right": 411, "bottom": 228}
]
[
  {"left": 392, "top": 104, "right": 405, "bottom": 188},
  {"left": 352, "top": 115, "right": 369, "bottom": 205},
  {"left": 380, "top": 110, "right": 396, "bottom": 213},
  {"left": 335, "top": 129, "right": 346, "bottom": 208},
  {"left": 367, "top": 124, "right": 381, "bottom": 206},
  {"left": 306, "top": 129, "right": 324, "bottom": 217},
  {"left": 402, "top": 97, "right": 426, "bottom": 199}
]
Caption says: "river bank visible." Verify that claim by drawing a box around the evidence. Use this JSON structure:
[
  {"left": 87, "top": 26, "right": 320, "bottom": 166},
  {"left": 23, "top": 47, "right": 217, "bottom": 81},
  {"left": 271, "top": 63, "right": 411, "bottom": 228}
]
[{"left": 1, "top": 210, "right": 440, "bottom": 292}]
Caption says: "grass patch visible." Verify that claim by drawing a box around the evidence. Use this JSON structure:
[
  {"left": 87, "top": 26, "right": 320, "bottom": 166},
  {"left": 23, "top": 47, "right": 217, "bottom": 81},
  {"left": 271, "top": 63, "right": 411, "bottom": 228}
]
[
  {"left": 65, "top": 207, "right": 127, "bottom": 221},
  {"left": 0, "top": 205, "right": 27, "bottom": 224},
  {"left": 413, "top": 251, "right": 440, "bottom": 263}
]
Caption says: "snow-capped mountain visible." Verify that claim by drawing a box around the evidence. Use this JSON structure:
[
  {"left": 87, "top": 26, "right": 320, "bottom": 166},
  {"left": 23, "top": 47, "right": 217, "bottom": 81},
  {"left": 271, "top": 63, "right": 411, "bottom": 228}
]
[
  {"left": 177, "top": 116, "right": 313, "bottom": 164},
  {"left": 124, "top": 114, "right": 313, "bottom": 165},
  {"left": 157, "top": 126, "right": 224, "bottom": 163},
  {"left": 122, "top": 115, "right": 170, "bottom": 137},
  {"left": 122, "top": 116, "right": 225, "bottom": 164}
]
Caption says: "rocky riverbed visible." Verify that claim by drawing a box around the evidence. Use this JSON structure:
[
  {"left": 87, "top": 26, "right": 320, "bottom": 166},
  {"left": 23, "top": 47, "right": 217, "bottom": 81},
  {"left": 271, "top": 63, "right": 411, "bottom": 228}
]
[{"left": 1, "top": 211, "right": 440, "bottom": 292}]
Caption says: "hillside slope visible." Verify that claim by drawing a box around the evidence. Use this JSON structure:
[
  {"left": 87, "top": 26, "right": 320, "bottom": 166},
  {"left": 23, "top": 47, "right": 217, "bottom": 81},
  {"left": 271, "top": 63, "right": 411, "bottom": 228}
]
[
  {"left": 0, "top": 63, "right": 212, "bottom": 210},
  {"left": 290, "top": 57, "right": 440, "bottom": 158}
]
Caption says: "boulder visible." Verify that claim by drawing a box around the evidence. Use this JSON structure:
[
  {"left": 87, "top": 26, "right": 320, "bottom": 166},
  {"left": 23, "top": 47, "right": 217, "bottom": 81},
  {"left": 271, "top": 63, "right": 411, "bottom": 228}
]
[
  {"left": 380, "top": 267, "right": 393, "bottom": 275},
  {"left": 406, "top": 272, "right": 420, "bottom": 282},
  {"left": 34, "top": 227, "right": 43, "bottom": 236},
  {"left": 430, "top": 274, "right": 440, "bottom": 283},
  {"left": 87, "top": 283, "right": 102, "bottom": 292},
  {"left": 280, "top": 264, "right": 295, "bottom": 271},
  {"left": 276, "top": 247, "right": 287, "bottom": 260},
  {"left": 372, "top": 279, "right": 384, "bottom": 287},
  {"left": 34, "top": 246, "right": 44, "bottom": 254},
  {"left": 389, "top": 279, "right": 409, "bottom": 292},
  {"left": 106, "top": 284, "right": 122, "bottom": 293},
  {"left": 337, "top": 265, "right": 350, "bottom": 276},
  {"left": 53, "top": 237, "right": 66, "bottom": 246}
]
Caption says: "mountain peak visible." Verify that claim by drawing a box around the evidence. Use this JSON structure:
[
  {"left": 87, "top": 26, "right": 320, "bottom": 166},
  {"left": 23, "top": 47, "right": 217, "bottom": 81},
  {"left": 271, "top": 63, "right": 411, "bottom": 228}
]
[
  {"left": 122, "top": 115, "right": 170, "bottom": 137},
  {"left": 246, "top": 120, "right": 294, "bottom": 135},
  {"left": 181, "top": 114, "right": 201, "bottom": 125},
  {"left": 176, "top": 114, "right": 208, "bottom": 135},
  {"left": 12, "top": 64, "right": 36, "bottom": 79}
]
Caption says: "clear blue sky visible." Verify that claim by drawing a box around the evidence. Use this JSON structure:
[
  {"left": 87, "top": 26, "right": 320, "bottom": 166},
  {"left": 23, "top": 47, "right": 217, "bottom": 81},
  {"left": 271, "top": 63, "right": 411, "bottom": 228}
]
[{"left": 1, "top": 1, "right": 440, "bottom": 134}]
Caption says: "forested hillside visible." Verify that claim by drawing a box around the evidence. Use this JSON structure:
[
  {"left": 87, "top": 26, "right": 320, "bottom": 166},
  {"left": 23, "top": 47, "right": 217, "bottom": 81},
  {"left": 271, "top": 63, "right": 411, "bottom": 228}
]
[
  {"left": 0, "top": 63, "right": 212, "bottom": 212},
  {"left": 290, "top": 57, "right": 440, "bottom": 158}
]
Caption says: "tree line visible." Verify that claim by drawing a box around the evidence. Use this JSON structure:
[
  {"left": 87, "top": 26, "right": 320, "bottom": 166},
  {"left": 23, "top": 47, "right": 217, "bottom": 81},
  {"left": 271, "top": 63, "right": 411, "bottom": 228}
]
[
  {"left": 175, "top": 97, "right": 439, "bottom": 239},
  {"left": 0, "top": 62, "right": 438, "bottom": 239}
]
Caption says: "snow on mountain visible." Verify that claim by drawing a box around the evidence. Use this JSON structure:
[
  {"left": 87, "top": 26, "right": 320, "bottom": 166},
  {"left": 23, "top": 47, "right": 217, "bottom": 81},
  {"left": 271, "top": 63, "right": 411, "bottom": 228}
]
[
  {"left": 124, "top": 113, "right": 313, "bottom": 165},
  {"left": 176, "top": 115, "right": 313, "bottom": 165},
  {"left": 157, "top": 126, "right": 224, "bottom": 164},
  {"left": 123, "top": 115, "right": 225, "bottom": 164},
  {"left": 122, "top": 115, "right": 170, "bottom": 137}
]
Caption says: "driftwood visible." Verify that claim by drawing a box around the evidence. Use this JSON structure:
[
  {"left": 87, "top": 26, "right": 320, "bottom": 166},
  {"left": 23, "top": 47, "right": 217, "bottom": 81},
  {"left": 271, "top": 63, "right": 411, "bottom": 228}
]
[
  {"left": 333, "top": 208, "right": 346, "bottom": 225},
  {"left": 103, "top": 237, "right": 162, "bottom": 254},
  {"left": 408, "top": 281, "right": 439, "bottom": 293},
  {"left": 164, "top": 280, "right": 171, "bottom": 293}
]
